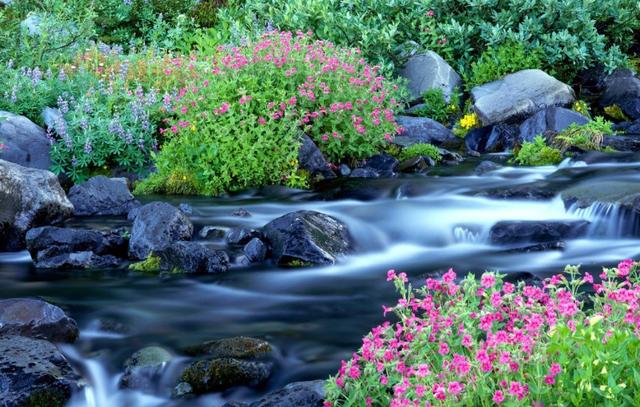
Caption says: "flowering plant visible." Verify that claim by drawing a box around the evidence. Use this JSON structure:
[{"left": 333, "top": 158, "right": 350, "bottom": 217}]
[
  {"left": 325, "top": 260, "right": 640, "bottom": 406},
  {"left": 139, "top": 30, "right": 404, "bottom": 195}
]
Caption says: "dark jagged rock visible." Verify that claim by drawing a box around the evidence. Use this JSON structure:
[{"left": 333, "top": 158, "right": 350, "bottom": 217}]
[
  {"left": 489, "top": 220, "right": 590, "bottom": 245},
  {"left": 199, "top": 226, "right": 227, "bottom": 240},
  {"left": 472, "top": 69, "right": 575, "bottom": 126},
  {"left": 225, "top": 380, "right": 325, "bottom": 407},
  {"left": 25, "top": 226, "right": 128, "bottom": 269},
  {"left": 0, "top": 298, "right": 78, "bottom": 343},
  {"left": 0, "top": 111, "right": 51, "bottom": 170},
  {"left": 262, "top": 210, "right": 353, "bottom": 266},
  {"left": 439, "top": 149, "right": 464, "bottom": 165},
  {"left": 181, "top": 358, "right": 272, "bottom": 394},
  {"left": 232, "top": 208, "right": 252, "bottom": 217},
  {"left": 0, "top": 335, "right": 82, "bottom": 407},
  {"left": 67, "top": 176, "right": 140, "bottom": 216},
  {"left": 349, "top": 167, "right": 379, "bottom": 178},
  {"left": 465, "top": 124, "right": 518, "bottom": 153},
  {"left": 477, "top": 182, "right": 557, "bottom": 200},
  {"left": 518, "top": 107, "right": 589, "bottom": 143},
  {"left": 298, "top": 134, "right": 336, "bottom": 180},
  {"left": 244, "top": 238, "right": 267, "bottom": 263},
  {"left": 359, "top": 154, "right": 398, "bottom": 177},
  {"left": 396, "top": 156, "right": 436, "bottom": 173},
  {"left": 120, "top": 346, "right": 173, "bottom": 392},
  {"left": 227, "top": 228, "right": 261, "bottom": 246},
  {"left": 156, "top": 241, "right": 229, "bottom": 274},
  {"left": 602, "top": 134, "right": 640, "bottom": 152},
  {"left": 600, "top": 69, "right": 640, "bottom": 120},
  {"left": 0, "top": 159, "right": 73, "bottom": 251},
  {"left": 179, "top": 203, "right": 193, "bottom": 215},
  {"left": 504, "top": 241, "right": 567, "bottom": 253},
  {"left": 183, "top": 337, "right": 272, "bottom": 359},
  {"left": 394, "top": 116, "right": 461, "bottom": 149},
  {"left": 128, "top": 202, "right": 193, "bottom": 260}
]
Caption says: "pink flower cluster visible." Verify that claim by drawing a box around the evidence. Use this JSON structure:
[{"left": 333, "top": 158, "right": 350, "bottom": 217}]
[{"left": 326, "top": 260, "right": 640, "bottom": 406}]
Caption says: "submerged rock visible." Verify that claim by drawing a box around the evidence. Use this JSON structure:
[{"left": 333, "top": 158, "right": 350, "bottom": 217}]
[
  {"left": 128, "top": 202, "right": 193, "bottom": 260},
  {"left": 227, "top": 228, "right": 261, "bottom": 246},
  {"left": 243, "top": 238, "right": 268, "bottom": 263},
  {"left": 183, "top": 337, "right": 272, "bottom": 359},
  {"left": 0, "top": 111, "right": 51, "bottom": 170},
  {"left": 262, "top": 210, "right": 353, "bottom": 266},
  {"left": 120, "top": 346, "right": 173, "bottom": 392},
  {"left": 225, "top": 380, "right": 326, "bottom": 407},
  {"left": 396, "top": 156, "right": 436, "bottom": 173},
  {"left": 25, "top": 226, "right": 128, "bottom": 269},
  {"left": 181, "top": 358, "right": 272, "bottom": 394},
  {"left": 68, "top": 176, "right": 140, "bottom": 216},
  {"left": 489, "top": 220, "right": 590, "bottom": 245},
  {"left": 156, "top": 241, "right": 229, "bottom": 274},
  {"left": 471, "top": 69, "right": 575, "bottom": 126},
  {"left": 0, "top": 159, "right": 74, "bottom": 251},
  {"left": 474, "top": 161, "right": 502, "bottom": 175},
  {"left": 0, "top": 335, "right": 82, "bottom": 407},
  {"left": 0, "top": 298, "right": 78, "bottom": 343},
  {"left": 399, "top": 51, "right": 462, "bottom": 102}
]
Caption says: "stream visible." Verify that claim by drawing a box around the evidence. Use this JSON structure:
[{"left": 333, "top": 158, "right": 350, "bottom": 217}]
[{"left": 2, "top": 155, "right": 640, "bottom": 406}]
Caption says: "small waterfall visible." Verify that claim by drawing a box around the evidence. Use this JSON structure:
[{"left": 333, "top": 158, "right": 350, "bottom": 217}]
[
  {"left": 453, "top": 226, "right": 481, "bottom": 243},
  {"left": 569, "top": 201, "right": 640, "bottom": 238}
]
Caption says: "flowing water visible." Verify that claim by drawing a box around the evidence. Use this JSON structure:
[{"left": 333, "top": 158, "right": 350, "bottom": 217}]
[{"left": 2, "top": 156, "right": 640, "bottom": 406}]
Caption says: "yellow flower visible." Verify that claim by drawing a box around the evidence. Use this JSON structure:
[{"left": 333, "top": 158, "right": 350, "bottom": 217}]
[
  {"left": 601, "top": 366, "right": 607, "bottom": 375},
  {"left": 190, "top": 125, "right": 196, "bottom": 132},
  {"left": 460, "top": 113, "right": 479, "bottom": 130}
]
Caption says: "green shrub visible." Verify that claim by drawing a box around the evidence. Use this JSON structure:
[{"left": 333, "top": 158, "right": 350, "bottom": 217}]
[
  {"left": 137, "top": 31, "right": 404, "bottom": 196},
  {"left": 411, "top": 88, "right": 459, "bottom": 124},
  {"left": 464, "top": 42, "right": 543, "bottom": 89},
  {"left": 552, "top": 117, "right": 614, "bottom": 153},
  {"left": 399, "top": 143, "right": 442, "bottom": 162},
  {"left": 0, "top": 0, "right": 96, "bottom": 66},
  {"left": 514, "top": 135, "right": 563, "bottom": 166}
]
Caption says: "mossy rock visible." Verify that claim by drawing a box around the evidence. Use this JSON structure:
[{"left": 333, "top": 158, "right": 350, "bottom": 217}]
[
  {"left": 183, "top": 336, "right": 272, "bottom": 359},
  {"left": 561, "top": 181, "right": 640, "bottom": 210},
  {"left": 181, "top": 358, "right": 272, "bottom": 394}
]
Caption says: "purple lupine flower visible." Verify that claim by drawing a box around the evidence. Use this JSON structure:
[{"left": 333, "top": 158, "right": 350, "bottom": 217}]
[
  {"left": 80, "top": 119, "right": 89, "bottom": 130},
  {"left": 162, "top": 92, "right": 172, "bottom": 110},
  {"left": 6, "top": 59, "right": 14, "bottom": 69},
  {"left": 45, "top": 68, "right": 53, "bottom": 79},
  {"left": 83, "top": 139, "right": 93, "bottom": 154},
  {"left": 10, "top": 86, "right": 17, "bottom": 104},
  {"left": 71, "top": 155, "right": 78, "bottom": 167},
  {"left": 57, "top": 96, "right": 69, "bottom": 115},
  {"left": 54, "top": 116, "right": 72, "bottom": 150},
  {"left": 119, "top": 61, "right": 130, "bottom": 81},
  {"left": 58, "top": 68, "right": 66, "bottom": 81},
  {"left": 31, "top": 67, "right": 42, "bottom": 86},
  {"left": 45, "top": 127, "right": 55, "bottom": 145}
]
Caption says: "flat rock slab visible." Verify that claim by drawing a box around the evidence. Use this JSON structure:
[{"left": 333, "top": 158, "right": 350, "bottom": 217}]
[
  {"left": 489, "top": 220, "right": 590, "bottom": 245},
  {"left": 472, "top": 69, "right": 575, "bottom": 126},
  {"left": 0, "top": 335, "right": 81, "bottom": 407}
]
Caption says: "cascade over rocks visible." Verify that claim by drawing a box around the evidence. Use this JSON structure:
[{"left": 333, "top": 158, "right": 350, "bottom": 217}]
[
  {"left": 489, "top": 220, "right": 590, "bottom": 245},
  {"left": 0, "top": 298, "right": 79, "bottom": 343},
  {"left": 128, "top": 202, "right": 194, "bottom": 260},
  {"left": 262, "top": 210, "right": 353, "bottom": 266},
  {"left": 471, "top": 69, "right": 576, "bottom": 126},
  {"left": 0, "top": 335, "right": 82, "bottom": 407},
  {"left": 0, "top": 111, "right": 51, "bottom": 170},
  {"left": 0, "top": 159, "right": 74, "bottom": 251},
  {"left": 26, "top": 226, "right": 128, "bottom": 269},
  {"left": 394, "top": 116, "right": 461, "bottom": 149},
  {"left": 399, "top": 51, "right": 462, "bottom": 102},
  {"left": 518, "top": 107, "right": 590, "bottom": 143},
  {"left": 120, "top": 346, "right": 173, "bottom": 392},
  {"left": 68, "top": 175, "right": 140, "bottom": 216}
]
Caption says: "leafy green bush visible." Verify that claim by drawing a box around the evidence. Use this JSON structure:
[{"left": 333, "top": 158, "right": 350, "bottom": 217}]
[
  {"left": 425, "top": 0, "right": 635, "bottom": 79},
  {"left": 0, "top": 0, "right": 96, "bottom": 66},
  {"left": 137, "top": 31, "right": 404, "bottom": 196},
  {"left": 326, "top": 260, "right": 640, "bottom": 406},
  {"left": 465, "top": 42, "right": 543, "bottom": 89},
  {"left": 552, "top": 117, "right": 614, "bottom": 153},
  {"left": 411, "top": 88, "right": 459, "bottom": 124},
  {"left": 514, "top": 135, "right": 563, "bottom": 166},
  {"left": 399, "top": 143, "right": 442, "bottom": 162}
]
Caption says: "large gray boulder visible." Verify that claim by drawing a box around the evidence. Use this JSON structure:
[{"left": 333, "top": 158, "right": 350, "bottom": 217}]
[
  {"left": 0, "top": 298, "right": 78, "bottom": 343},
  {"left": 0, "top": 111, "right": 51, "bottom": 169},
  {"left": 128, "top": 202, "right": 193, "bottom": 260},
  {"left": 519, "top": 107, "right": 590, "bottom": 143},
  {"left": 472, "top": 69, "right": 576, "bottom": 126},
  {"left": 181, "top": 358, "right": 272, "bottom": 394},
  {"left": 400, "top": 51, "right": 461, "bottom": 102},
  {"left": 0, "top": 159, "right": 74, "bottom": 251},
  {"left": 0, "top": 335, "right": 82, "bottom": 407},
  {"left": 394, "top": 116, "right": 461, "bottom": 149},
  {"left": 68, "top": 176, "right": 140, "bottom": 216},
  {"left": 262, "top": 210, "right": 353, "bottom": 266}
]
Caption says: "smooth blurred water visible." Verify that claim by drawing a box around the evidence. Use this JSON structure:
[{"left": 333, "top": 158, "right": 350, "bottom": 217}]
[{"left": 2, "top": 156, "right": 640, "bottom": 406}]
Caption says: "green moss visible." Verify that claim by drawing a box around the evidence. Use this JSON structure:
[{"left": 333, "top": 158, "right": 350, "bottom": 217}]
[
  {"left": 129, "top": 254, "right": 162, "bottom": 273},
  {"left": 514, "top": 135, "right": 563, "bottom": 166},
  {"left": 284, "top": 259, "right": 314, "bottom": 268},
  {"left": 399, "top": 143, "right": 442, "bottom": 163},
  {"left": 604, "top": 105, "right": 629, "bottom": 122},
  {"left": 552, "top": 117, "right": 613, "bottom": 153},
  {"left": 25, "top": 390, "right": 67, "bottom": 407}
]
